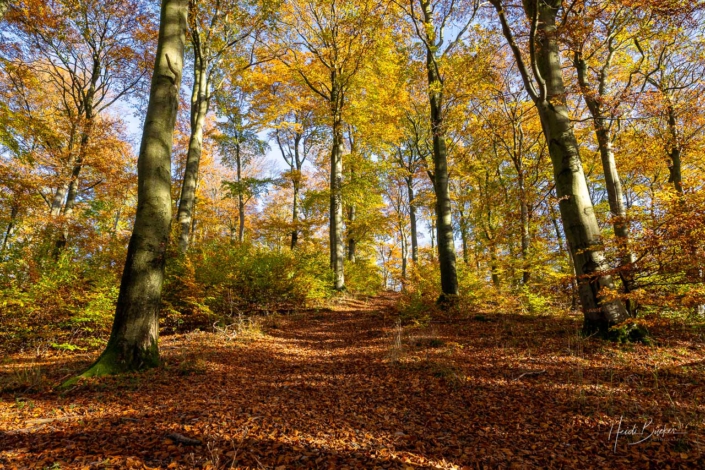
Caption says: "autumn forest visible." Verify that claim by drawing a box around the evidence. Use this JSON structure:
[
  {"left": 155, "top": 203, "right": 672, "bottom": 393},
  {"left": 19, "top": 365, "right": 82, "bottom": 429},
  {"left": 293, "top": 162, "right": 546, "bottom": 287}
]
[{"left": 1, "top": 0, "right": 705, "bottom": 468}]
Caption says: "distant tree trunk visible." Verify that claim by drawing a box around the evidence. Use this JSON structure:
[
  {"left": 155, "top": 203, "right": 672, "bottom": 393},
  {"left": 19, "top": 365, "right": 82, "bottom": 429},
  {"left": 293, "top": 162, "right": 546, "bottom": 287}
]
[
  {"left": 111, "top": 206, "right": 122, "bottom": 238},
  {"left": 53, "top": 48, "right": 103, "bottom": 253},
  {"left": 517, "top": 170, "right": 530, "bottom": 284},
  {"left": 492, "top": 0, "right": 628, "bottom": 333},
  {"left": 329, "top": 82, "right": 345, "bottom": 290},
  {"left": 400, "top": 225, "right": 408, "bottom": 280},
  {"left": 407, "top": 178, "right": 418, "bottom": 263},
  {"left": 63, "top": 63, "right": 99, "bottom": 218},
  {"left": 1, "top": 203, "right": 18, "bottom": 253},
  {"left": 291, "top": 180, "right": 300, "bottom": 249},
  {"left": 422, "top": 3, "right": 457, "bottom": 301},
  {"left": 490, "top": 244, "right": 501, "bottom": 288},
  {"left": 347, "top": 205, "right": 356, "bottom": 262},
  {"left": 429, "top": 217, "right": 435, "bottom": 261},
  {"left": 177, "top": 55, "right": 209, "bottom": 252},
  {"left": 484, "top": 226, "right": 501, "bottom": 288},
  {"left": 346, "top": 135, "right": 357, "bottom": 263},
  {"left": 236, "top": 142, "right": 245, "bottom": 243},
  {"left": 67, "top": 0, "right": 188, "bottom": 381},
  {"left": 52, "top": 125, "right": 80, "bottom": 216},
  {"left": 458, "top": 207, "right": 469, "bottom": 265},
  {"left": 666, "top": 102, "right": 683, "bottom": 194}
]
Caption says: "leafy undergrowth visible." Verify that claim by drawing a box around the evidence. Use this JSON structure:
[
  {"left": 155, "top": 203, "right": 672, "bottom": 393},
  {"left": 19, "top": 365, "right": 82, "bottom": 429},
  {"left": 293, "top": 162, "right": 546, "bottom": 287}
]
[{"left": 1, "top": 294, "right": 704, "bottom": 469}]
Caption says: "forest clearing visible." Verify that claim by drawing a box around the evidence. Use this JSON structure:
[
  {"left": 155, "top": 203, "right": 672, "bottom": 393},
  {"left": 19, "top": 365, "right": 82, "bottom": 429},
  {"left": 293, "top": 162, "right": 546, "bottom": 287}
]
[
  {"left": 1, "top": 0, "right": 705, "bottom": 468},
  {"left": 2, "top": 294, "right": 704, "bottom": 469}
]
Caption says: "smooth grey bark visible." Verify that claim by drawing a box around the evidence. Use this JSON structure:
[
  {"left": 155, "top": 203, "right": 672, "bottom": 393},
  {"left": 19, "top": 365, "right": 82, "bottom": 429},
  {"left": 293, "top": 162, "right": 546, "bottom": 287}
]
[
  {"left": 458, "top": 206, "right": 470, "bottom": 265},
  {"left": 489, "top": 116, "right": 532, "bottom": 283},
  {"left": 394, "top": 145, "right": 420, "bottom": 264},
  {"left": 510, "top": 137, "right": 530, "bottom": 284},
  {"left": 236, "top": 143, "right": 245, "bottom": 242},
  {"left": 421, "top": 1, "right": 458, "bottom": 300},
  {"left": 68, "top": 0, "right": 188, "bottom": 381},
  {"left": 347, "top": 205, "right": 356, "bottom": 262},
  {"left": 275, "top": 127, "right": 306, "bottom": 249},
  {"left": 346, "top": 131, "right": 357, "bottom": 263},
  {"left": 291, "top": 134, "right": 303, "bottom": 249},
  {"left": 575, "top": 50, "right": 636, "bottom": 313},
  {"left": 291, "top": 173, "right": 300, "bottom": 249},
  {"left": 666, "top": 102, "right": 683, "bottom": 194},
  {"left": 400, "top": 224, "right": 408, "bottom": 280},
  {"left": 175, "top": 1, "right": 262, "bottom": 251},
  {"left": 407, "top": 179, "right": 419, "bottom": 263},
  {"left": 519, "top": 172, "right": 530, "bottom": 284},
  {"left": 177, "top": 58, "right": 210, "bottom": 251},
  {"left": 429, "top": 217, "right": 435, "bottom": 261},
  {"left": 330, "top": 103, "right": 345, "bottom": 289},
  {"left": 492, "top": 0, "right": 628, "bottom": 333}
]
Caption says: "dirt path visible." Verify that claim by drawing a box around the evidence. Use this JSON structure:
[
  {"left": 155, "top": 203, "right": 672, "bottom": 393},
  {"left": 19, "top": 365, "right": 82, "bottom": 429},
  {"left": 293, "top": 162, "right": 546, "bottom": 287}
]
[{"left": 1, "top": 294, "right": 704, "bottom": 468}]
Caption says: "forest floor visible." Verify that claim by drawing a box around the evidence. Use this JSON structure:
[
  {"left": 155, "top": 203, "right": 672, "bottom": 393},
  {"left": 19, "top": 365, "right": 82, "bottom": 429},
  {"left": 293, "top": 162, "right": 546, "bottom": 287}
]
[{"left": 1, "top": 293, "right": 705, "bottom": 469}]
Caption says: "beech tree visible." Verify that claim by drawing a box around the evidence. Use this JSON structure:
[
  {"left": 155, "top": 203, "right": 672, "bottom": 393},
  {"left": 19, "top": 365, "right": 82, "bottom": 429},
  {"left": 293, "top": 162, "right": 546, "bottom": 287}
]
[
  {"left": 275, "top": 0, "right": 385, "bottom": 290},
  {"left": 175, "top": 0, "right": 269, "bottom": 252},
  {"left": 395, "top": 0, "right": 481, "bottom": 301},
  {"left": 5, "top": 0, "right": 152, "bottom": 215},
  {"left": 216, "top": 86, "right": 269, "bottom": 243},
  {"left": 273, "top": 108, "right": 322, "bottom": 249},
  {"left": 490, "top": 0, "right": 629, "bottom": 333},
  {"left": 68, "top": 0, "right": 189, "bottom": 380}
]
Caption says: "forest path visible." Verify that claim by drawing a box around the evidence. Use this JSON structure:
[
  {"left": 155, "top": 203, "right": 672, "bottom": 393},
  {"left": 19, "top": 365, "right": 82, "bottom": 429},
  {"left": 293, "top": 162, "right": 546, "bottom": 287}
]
[{"left": 2, "top": 293, "right": 704, "bottom": 469}]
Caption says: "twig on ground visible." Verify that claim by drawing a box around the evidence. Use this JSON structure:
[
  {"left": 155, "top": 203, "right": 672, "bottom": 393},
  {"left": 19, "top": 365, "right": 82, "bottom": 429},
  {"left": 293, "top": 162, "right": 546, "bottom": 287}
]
[
  {"left": 512, "top": 370, "right": 546, "bottom": 381},
  {"left": 166, "top": 433, "right": 202, "bottom": 446}
]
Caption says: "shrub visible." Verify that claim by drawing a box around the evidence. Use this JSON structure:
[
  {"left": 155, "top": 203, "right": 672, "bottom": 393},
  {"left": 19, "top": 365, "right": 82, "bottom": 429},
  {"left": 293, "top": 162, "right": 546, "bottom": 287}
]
[{"left": 162, "top": 241, "right": 334, "bottom": 330}]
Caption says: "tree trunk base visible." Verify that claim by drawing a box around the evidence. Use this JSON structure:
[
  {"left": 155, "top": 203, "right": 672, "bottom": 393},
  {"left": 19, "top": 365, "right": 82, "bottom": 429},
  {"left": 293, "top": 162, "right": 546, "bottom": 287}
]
[
  {"left": 436, "top": 293, "right": 458, "bottom": 310},
  {"left": 60, "top": 342, "right": 159, "bottom": 388},
  {"left": 582, "top": 318, "right": 651, "bottom": 344}
]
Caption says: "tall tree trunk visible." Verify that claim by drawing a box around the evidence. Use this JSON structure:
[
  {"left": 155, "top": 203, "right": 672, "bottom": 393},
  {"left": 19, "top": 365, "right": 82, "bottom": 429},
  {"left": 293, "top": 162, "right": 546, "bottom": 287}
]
[
  {"left": 518, "top": 171, "right": 530, "bottom": 284},
  {"left": 429, "top": 217, "right": 435, "bottom": 261},
  {"left": 400, "top": 224, "right": 408, "bottom": 280},
  {"left": 347, "top": 205, "right": 356, "bottom": 262},
  {"left": 53, "top": 118, "right": 95, "bottom": 254},
  {"left": 50, "top": 125, "right": 79, "bottom": 216},
  {"left": 490, "top": 243, "right": 501, "bottom": 288},
  {"left": 666, "top": 103, "right": 683, "bottom": 194},
  {"left": 68, "top": 0, "right": 188, "bottom": 381},
  {"left": 575, "top": 53, "right": 635, "bottom": 312},
  {"left": 55, "top": 51, "right": 102, "bottom": 255},
  {"left": 236, "top": 143, "right": 245, "bottom": 243},
  {"left": 177, "top": 58, "right": 209, "bottom": 252},
  {"left": 291, "top": 181, "right": 299, "bottom": 249},
  {"left": 458, "top": 207, "right": 469, "bottom": 265},
  {"left": 407, "top": 178, "right": 418, "bottom": 263},
  {"left": 330, "top": 84, "right": 345, "bottom": 290},
  {"left": 422, "top": 9, "right": 457, "bottom": 300},
  {"left": 493, "top": 0, "right": 628, "bottom": 333},
  {"left": 63, "top": 73, "right": 98, "bottom": 218}
]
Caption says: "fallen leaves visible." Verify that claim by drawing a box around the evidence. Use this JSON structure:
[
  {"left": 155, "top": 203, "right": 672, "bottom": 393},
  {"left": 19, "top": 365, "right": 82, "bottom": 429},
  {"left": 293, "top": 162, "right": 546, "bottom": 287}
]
[{"left": 0, "top": 294, "right": 704, "bottom": 468}]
